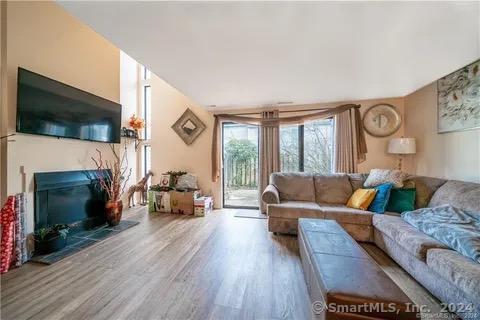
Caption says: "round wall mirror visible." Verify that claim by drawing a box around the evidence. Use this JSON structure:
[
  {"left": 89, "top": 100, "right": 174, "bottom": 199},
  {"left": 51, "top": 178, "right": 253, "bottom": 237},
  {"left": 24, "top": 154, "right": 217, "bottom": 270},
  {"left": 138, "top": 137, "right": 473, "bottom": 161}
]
[{"left": 362, "top": 103, "right": 402, "bottom": 137}]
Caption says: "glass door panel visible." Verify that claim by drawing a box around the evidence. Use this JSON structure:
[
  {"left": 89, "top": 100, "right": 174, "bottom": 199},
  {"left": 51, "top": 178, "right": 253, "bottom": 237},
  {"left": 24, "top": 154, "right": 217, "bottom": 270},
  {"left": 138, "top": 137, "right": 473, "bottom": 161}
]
[{"left": 222, "top": 123, "right": 259, "bottom": 208}]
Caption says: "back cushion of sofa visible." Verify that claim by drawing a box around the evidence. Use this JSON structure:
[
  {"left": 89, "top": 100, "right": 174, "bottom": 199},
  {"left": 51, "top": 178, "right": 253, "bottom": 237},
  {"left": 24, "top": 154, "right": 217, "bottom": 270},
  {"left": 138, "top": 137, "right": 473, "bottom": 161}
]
[
  {"left": 404, "top": 175, "right": 447, "bottom": 208},
  {"left": 407, "top": 175, "right": 447, "bottom": 194},
  {"left": 270, "top": 172, "right": 315, "bottom": 202},
  {"left": 429, "top": 180, "right": 480, "bottom": 213},
  {"left": 314, "top": 174, "right": 353, "bottom": 204},
  {"left": 348, "top": 173, "right": 369, "bottom": 191}
]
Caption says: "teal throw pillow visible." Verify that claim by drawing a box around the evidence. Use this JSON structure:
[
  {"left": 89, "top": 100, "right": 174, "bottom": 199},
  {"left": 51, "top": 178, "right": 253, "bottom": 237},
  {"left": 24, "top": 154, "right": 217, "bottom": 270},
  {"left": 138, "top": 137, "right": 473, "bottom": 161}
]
[
  {"left": 386, "top": 188, "right": 416, "bottom": 213},
  {"left": 368, "top": 183, "right": 394, "bottom": 214}
]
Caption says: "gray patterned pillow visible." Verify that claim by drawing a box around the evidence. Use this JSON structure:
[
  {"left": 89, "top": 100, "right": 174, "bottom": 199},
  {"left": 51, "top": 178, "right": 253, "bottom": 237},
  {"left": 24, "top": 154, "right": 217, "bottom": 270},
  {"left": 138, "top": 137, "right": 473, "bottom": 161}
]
[{"left": 364, "top": 169, "right": 407, "bottom": 188}]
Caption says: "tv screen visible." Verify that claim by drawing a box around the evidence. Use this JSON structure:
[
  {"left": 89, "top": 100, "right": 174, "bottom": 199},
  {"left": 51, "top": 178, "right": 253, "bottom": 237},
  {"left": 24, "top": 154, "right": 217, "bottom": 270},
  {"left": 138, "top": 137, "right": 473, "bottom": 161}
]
[{"left": 16, "top": 68, "right": 122, "bottom": 143}]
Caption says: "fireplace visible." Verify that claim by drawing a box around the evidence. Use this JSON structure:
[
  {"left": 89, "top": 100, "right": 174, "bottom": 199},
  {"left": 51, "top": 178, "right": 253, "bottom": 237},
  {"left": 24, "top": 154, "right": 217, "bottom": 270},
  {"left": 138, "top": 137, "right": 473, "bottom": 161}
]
[{"left": 34, "top": 170, "right": 110, "bottom": 232}]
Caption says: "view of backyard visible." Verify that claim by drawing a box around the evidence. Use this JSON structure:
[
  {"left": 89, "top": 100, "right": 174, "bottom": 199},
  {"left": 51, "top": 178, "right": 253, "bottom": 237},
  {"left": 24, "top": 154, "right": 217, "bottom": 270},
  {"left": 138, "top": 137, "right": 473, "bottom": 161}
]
[
  {"left": 223, "top": 124, "right": 259, "bottom": 207},
  {"left": 280, "top": 119, "right": 334, "bottom": 172},
  {"left": 223, "top": 119, "right": 334, "bottom": 208}
]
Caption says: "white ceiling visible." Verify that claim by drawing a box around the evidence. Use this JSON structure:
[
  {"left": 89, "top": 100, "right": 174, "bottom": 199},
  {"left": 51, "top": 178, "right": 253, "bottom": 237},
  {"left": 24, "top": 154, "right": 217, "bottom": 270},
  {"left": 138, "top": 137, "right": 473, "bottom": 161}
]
[{"left": 59, "top": 1, "right": 480, "bottom": 109}]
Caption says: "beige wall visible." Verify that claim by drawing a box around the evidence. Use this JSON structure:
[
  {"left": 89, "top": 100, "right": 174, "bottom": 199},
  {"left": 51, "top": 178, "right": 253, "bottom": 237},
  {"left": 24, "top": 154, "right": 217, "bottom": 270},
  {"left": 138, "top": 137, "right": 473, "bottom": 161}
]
[
  {"left": 5, "top": 2, "right": 121, "bottom": 233},
  {"left": 404, "top": 82, "right": 480, "bottom": 183},
  {"left": 149, "top": 75, "right": 216, "bottom": 198},
  {"left": 119, "top": 56, "right": 216, "bottom": 205},
  {"left": 351, "top": 97, "right": 405, "bottom": 173}
]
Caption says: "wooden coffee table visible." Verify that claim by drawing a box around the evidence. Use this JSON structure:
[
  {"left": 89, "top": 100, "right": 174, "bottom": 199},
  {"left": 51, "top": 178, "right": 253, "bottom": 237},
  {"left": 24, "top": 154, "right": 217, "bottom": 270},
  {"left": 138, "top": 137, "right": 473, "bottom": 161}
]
[{"left": 298, "top": 218, "right": 418, "bottom": 320}]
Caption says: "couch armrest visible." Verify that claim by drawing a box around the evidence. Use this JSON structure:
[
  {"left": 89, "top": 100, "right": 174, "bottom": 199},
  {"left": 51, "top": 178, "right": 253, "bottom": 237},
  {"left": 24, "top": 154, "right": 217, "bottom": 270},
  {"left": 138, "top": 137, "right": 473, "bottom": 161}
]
[{"left": 262, "top": 184, "right": 280, "bottom": 204}]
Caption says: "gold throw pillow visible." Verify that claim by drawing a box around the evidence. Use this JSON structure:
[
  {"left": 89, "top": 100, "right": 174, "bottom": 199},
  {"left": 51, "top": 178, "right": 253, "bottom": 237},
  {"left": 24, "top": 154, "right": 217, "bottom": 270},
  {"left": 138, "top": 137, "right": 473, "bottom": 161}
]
[{"left": 346, "top": 188, "right": 377, "bottom": 211}]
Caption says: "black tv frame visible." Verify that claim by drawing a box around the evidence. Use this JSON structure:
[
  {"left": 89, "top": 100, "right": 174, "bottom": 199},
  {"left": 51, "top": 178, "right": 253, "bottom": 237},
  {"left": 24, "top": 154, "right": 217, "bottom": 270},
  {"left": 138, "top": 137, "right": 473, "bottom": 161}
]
[{"left": 16, "top": 67, "right": 122, "bottom": 143}]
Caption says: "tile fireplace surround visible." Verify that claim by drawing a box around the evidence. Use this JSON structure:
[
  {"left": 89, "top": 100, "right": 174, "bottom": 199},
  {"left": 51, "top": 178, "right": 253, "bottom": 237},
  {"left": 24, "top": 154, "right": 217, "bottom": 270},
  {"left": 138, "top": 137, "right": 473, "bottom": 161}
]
[
  {"left": 31, "top": 169, "right": 139, "bottom": 264},
  {"left": 30, "top": 220, "right": 138, "bottom": 264}
]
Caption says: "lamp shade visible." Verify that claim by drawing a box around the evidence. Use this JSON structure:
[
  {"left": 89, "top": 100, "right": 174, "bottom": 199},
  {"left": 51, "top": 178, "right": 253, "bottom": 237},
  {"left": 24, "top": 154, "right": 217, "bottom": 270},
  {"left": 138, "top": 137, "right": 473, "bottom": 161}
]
[{"left": 388, "top": 138, "right": 416, "bottom": 154}]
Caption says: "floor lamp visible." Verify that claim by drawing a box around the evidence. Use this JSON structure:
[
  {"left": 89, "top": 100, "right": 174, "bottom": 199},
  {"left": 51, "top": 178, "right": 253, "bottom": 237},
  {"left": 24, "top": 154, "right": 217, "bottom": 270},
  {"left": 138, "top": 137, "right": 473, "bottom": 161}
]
[{"left": 388, "top": 138, "right": 416, "bottom": 171}]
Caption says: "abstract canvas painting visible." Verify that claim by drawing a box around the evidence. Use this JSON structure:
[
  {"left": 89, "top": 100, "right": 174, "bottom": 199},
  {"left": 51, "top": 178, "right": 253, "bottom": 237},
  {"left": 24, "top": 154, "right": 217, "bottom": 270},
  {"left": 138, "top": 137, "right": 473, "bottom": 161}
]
[
  {"left": 437, "top": 59, "right": 480, "bottom": 133},
  {"left": 171, "top": 108, "right": 206, "bottom": 145}
]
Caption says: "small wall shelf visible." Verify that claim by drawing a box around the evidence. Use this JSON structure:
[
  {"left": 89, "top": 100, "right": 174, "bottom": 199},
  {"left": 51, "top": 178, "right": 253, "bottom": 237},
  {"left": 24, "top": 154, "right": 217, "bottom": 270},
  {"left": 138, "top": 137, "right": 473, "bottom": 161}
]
[{"left": 121, "top": 135, "right": 144, "bottom": 151}]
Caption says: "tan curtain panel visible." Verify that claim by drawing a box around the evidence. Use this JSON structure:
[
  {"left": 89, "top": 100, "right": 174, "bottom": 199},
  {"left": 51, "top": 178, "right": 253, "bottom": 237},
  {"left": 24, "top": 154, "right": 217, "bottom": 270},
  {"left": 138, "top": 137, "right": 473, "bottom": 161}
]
[
  {"left": 259, "top": 110, "right": 280, "bottom": 213},
  {"left": 211, "top": 103, "right": 367, "bottom": 182},
  {"left": 335, "top": 109, "right": 355, "bottom": 173},
  {"left": 334, "top": 108, "right": 367, "bottom": 173}
]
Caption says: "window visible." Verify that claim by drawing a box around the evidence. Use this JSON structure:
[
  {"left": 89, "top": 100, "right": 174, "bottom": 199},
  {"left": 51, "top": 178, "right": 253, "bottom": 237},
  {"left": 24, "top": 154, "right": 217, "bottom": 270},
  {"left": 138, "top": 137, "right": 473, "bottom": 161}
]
[
  {"left": 280, "top": 119, "right": 334, "bottom": 174},
  {"left": 303, "top": 119, "right": 334, "bottom": 173},
  {"left": 143, "top": 85, "right": 151, "bottom": 140},
  {"left": 142, "top": 66, "right": 151, "bottom": 80},
  {"left": 140, "top": 66, "right": 152, "bottom": 184},
  {"left": 280, "top": 125, "right": 300, "bottom": 172},
  {"left": 144, "top": 145, "right": 151, "bottom": 176}
]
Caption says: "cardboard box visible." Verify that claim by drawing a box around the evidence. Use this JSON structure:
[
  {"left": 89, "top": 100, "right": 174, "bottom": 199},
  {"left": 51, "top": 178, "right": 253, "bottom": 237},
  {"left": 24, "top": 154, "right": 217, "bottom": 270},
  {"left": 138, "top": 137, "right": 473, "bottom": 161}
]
[
  {"left": 194, "top": 197, "right": 213, "bottom": 216},
  {"left": 170, "top": 191, "right": 195, "bottom": 215}
]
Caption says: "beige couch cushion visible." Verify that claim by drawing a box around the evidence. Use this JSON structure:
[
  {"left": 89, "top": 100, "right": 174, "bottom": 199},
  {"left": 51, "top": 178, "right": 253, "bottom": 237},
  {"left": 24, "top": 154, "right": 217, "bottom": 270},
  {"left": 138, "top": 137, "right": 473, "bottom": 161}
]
[
  {"left": 427, "top": 249, "right": 480, "bottom": 302},
  {"left": 270, "top": 172, "right": 315, "bottom": 202},
  {"left": 412, "top": 175, "right": 448, "bottom": 192},
  {"left": 320, "top": 204, "right": 373, "bottom": 226},
  {"left": 347, "top": 173, "right": 369, "bottom": 191},
  {"left": 404, "top": 176, "right": 446, "bottom": 209},
  {"left": 261, "top": 184, "right": 280, "bottom": 204},
  {"left": 429, "top": 180, "right": 480, "bottom": 213},
  {"left": 268, "top": 200, "right": 374, "bottom": 226},
  {"left": 314, "top": 174, "right": 353, "bottom": 204},
  {"left": 372, "top": 215, "right": 449, "bottom": 261},
  {"left": 268, "top": 201, "right": 323, "bottom": 219}
]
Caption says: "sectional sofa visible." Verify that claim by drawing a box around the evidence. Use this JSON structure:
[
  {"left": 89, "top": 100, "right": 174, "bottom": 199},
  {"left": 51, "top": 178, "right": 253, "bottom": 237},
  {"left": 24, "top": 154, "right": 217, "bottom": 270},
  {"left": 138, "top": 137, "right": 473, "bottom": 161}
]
[{"left": 262, "top": 172, "right": 480, "bottom": 319}]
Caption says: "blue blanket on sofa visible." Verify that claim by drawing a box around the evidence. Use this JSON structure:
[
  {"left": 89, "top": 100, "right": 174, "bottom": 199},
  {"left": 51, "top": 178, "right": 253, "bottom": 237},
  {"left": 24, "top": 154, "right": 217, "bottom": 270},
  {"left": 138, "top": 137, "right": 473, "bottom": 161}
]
[{"left": 402, "top": 205, "right": 480, "bottom": 263}]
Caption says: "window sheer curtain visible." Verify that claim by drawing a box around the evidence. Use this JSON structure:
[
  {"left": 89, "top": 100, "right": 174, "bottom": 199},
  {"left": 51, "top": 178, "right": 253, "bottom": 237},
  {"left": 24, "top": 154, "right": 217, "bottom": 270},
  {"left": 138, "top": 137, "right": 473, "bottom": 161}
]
[{"left": 211, "top": 104, "right": 367, "bottom": 211}]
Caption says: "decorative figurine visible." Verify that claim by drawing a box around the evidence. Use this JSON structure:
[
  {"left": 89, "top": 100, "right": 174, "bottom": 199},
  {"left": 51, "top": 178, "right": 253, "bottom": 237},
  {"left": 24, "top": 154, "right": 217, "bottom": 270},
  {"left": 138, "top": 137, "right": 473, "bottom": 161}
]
[{"left": 127, "top": 171, "right": 154, "bottom": 207}]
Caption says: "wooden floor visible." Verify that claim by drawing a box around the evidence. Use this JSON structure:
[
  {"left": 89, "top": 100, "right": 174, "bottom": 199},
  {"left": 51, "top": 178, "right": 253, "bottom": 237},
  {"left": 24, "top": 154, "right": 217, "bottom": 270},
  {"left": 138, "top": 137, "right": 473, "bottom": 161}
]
[{"left": 1, "top": 208, "right": 446, "bottom": 320}]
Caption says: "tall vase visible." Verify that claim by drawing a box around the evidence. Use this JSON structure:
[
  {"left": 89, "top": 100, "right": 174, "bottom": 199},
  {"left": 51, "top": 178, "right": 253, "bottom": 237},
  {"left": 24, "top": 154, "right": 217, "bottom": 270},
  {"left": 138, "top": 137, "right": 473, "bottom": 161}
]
[{"left": 105, "top": 199, "right": 123, "bottom": 226}]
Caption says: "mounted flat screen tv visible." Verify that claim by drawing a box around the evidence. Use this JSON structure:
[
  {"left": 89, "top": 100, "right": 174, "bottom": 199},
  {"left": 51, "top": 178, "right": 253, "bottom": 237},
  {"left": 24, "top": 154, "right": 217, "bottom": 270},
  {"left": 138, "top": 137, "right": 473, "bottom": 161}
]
[{"left": 16, "top": 68, "right": 121, "bottom": 143}]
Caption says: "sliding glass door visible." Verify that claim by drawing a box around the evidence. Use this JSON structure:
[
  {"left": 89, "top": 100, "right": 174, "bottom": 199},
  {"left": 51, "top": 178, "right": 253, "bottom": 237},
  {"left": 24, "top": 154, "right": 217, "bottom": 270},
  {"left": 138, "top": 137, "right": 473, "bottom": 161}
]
[{"left": 222, "top": 123, "right": 259, "bottom": 208}]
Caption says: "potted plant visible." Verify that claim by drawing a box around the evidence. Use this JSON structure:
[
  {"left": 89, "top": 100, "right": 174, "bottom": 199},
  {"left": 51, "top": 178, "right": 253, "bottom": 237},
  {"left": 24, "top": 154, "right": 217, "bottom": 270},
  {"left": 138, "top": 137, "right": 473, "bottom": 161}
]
[
  {"left": 91, "top": 144, "right": 132, "bottom": 226},
  {"left": 34, "top": 224, "right": 70, "bottom": 254}
]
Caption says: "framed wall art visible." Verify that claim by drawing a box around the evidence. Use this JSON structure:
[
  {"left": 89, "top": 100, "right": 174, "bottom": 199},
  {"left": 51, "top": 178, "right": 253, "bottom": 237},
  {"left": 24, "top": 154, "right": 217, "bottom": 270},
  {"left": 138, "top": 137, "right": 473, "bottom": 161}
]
[
  {"left": 437, "top": 59, "right": 480, "bottom": 133},
  {"left": 171, "top": 108, "right": 206, "bottom": 145}
]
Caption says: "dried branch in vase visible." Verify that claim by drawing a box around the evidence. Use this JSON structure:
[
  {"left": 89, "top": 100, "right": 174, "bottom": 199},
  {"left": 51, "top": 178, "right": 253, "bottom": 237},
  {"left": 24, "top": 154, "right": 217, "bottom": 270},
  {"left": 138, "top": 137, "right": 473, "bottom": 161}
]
[{"left": 91, "top": 143, "right": 132, "bottom": 202}]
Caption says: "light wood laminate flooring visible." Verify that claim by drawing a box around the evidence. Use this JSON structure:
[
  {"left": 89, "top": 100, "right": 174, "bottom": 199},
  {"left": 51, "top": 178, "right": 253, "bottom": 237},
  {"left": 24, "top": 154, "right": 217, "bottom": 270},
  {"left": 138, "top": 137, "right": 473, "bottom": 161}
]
[{"left": 1, "top": 208, "right": 447, "bottom": 320}]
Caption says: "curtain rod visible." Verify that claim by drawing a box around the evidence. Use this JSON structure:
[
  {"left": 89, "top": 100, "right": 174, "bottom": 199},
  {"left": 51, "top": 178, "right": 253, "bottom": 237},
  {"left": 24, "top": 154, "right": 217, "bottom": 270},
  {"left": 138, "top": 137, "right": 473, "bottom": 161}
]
[{"left": 220, "top": 106, "right": 335, "bottom": 116}]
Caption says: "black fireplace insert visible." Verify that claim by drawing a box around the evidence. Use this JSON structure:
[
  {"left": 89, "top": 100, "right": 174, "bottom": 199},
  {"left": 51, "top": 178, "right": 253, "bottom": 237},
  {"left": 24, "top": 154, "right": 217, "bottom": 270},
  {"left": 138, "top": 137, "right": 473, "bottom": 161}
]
[{"left": 34, "top": 169, "right": 111, "bottom": 232}]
